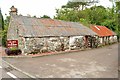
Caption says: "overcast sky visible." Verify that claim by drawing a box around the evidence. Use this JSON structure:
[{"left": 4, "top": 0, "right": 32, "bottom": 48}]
[{"left": 0, "top": 0, "right": 113, "bottom": 19}]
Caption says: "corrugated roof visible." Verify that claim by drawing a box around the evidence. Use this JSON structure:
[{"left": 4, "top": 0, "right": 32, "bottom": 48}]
[
  {"left": 90, "top": 25, "right": 116, "bottom": 37},
  {"left": 10, "top": 15, "right": 97, "bottom": 37}
]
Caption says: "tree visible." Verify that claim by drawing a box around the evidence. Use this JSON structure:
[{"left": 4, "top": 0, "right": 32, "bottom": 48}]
[
  {"left": 33, "top": 15, "right": 37, "bottom": 18},
  {"left": 54, "top": 0, "right": 99, "bottom": 25},
  {"left": 4, "top": 16, "right": 10, "bottom": 27},
  {"left": 2, "top": 16, "right": 10, "bottom": 46},
  {"left": 0, "top": 9, "right": 5, "bottom": 46},
  {"left": 88, "top": 6, "right": 108, "bottom": 25},
  {"left": 62, "top": 0, "right": 99, "bottom": 11},
  {"left": 62, "top": 1, "right": 87, "bottom": 10},
  {"left": 55, "top": 5, "right": 108, "bottom": 26},
  {"left": 54, "top": 0, "right": 119, "bottom": 37},
  {"left": 54, "top": 8, "right": 80, "bottom": 22},
  {"left": 115, "top": 1, "right": 120, "bottom": 42},
  {"left": 40, "top": 15, "right": 51, "bottom": 18},
  {"left": 0, "top": 9, "right": 4, "bottom": 30}
]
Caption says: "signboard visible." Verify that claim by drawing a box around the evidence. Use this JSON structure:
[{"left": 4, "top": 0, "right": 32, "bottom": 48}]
[{"left": 7, "top": 40, "right": 18, "bottom": 48}]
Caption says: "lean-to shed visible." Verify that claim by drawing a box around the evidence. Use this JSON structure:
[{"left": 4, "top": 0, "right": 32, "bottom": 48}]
[{"left": 90, "top": 25, "right": 117, "bottom": 45}]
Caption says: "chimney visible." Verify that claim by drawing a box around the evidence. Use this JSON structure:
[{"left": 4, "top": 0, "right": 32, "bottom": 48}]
[{"left": 9, "top": 6, "right": 18, "bottom": 15}]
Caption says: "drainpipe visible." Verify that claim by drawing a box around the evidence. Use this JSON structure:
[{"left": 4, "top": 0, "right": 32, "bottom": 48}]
[
  {"left": 68, "top": 36, "right": 71, "bottom": 50},
  {"left": 16, "top": 26, "right": 19, "bottom": 48}
]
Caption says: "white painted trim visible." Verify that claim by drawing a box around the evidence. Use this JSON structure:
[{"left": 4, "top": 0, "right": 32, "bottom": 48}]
[
  {"left": 0, "top": 66, "right": 2, "bottom": 68},
  {"left": 7, "top": 72, "right": 17, "bottom": 78},
  {"left": 95, "top": 26, "right": 100, "bottom": 30}
]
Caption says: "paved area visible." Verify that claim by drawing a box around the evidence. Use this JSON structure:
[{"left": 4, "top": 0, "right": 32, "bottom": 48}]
[
  {"left": 0, "top": 47, "right": 31, "bottom": 79},
  {"left": 2, "top": 43, "right": 119, "bottom": 78},
  {"left": 0, "top": 47, "right": 8, "bottom": 57},
  {"left": 0, "top": 59, "right": 31, "bottom": 79},
  {"left": 0, "top": 57, "right": 2, "bottom": 80},
  {"left": 0, "top": 47, "right": 10, "bottom": 79}
]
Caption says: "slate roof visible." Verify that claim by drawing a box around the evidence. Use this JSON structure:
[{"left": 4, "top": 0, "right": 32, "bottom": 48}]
[
  {"left": 90, "top": 25, "right": 116, "bottom": 37},
  {"left": 8, "top": 15, "right": 97, "bottom": 37}
]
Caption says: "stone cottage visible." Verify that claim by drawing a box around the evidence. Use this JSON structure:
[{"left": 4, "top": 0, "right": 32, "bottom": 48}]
[{"left": 7, "top": 6, "right": 97, "bottom": 54}]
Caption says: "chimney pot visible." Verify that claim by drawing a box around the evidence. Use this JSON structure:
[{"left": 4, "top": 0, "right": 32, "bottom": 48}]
[{"left": 9, "top": 6, "right": 18, "bottom": 15}]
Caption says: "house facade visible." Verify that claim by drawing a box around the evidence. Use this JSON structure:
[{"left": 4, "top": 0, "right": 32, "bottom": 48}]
[{"left": 7, "top": 6, "right": 97, "bottom": 54}]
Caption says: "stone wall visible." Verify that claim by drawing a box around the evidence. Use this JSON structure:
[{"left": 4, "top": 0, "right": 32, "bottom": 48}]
[
  {"left": 22, "top": 37, "right": 69, "bottom": 54},
  {"left": 98, "top": 36, "right": 117, "bottom": 46},
  {"left": 69, "top": 36, "right": 85, "bottom": 50},
  {"left": 18, "top": 36, "right": 100, "bottom": 54}
]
